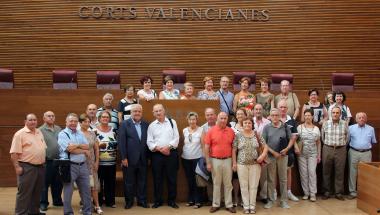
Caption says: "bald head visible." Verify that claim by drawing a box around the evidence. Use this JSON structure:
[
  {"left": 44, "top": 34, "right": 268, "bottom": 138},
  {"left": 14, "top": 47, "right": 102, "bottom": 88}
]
[
  {"left": 356, "top": 112, "right": 367, "bottom": 127},
  {"left": 280, "top": 80, "right": 291, "bottom": 94},
  {"left": 43, "top": 111, "right": 55, "bottom": 125},
  {"left": 277, "top": 99, "right": 288, "bottom": 116},
  {"left": 217, "top": 112, "right": 228, "bottom": 128}
]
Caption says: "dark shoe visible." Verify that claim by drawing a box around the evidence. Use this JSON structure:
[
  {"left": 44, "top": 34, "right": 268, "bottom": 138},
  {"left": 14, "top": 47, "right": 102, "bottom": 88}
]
[
  {"left": 186, "top": 202, "right": 195, "bottom": 206},
  {"left": 209, "top": 207, "right": 220, "bottom": 213},
  {"left": 168, "top": 202, "right": 179, "bottom": 209},
  {"left": 322, "top": 192, "right": 330, "bottom": 200},
  {"left": 335, "top": 194, "right": 345, "bottom": 201},
  {"left": 193, "top": 203, "right": 202, "bottom": 209},
  {"left": 260, "top": 199, "right": 268, "bottom": 204},
  {"left": 226, "top": 207, "right": 236, "bottom": 213},
  {"left": 137, "top": 202, "right": 150, "bottom": 208},
  {"left": 124, "top": 202, "right": 133, "bottom": 209},
  {"left": 40, "top": 205, "right": 48, "bottom": 211},
  {"left": 152, "top": 202, "right": 163, "bottom": 208},
  {"left": 204, "top": 201, "right": 212, "bottom": 206},
  {"left": 53, "top": 202, "right": 63, "bottom": 207}
]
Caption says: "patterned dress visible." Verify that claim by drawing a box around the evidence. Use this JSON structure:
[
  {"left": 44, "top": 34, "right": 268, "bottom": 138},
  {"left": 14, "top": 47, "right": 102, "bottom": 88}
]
[{"left": 237, "top": 94, "right": 256, "bottom": 111}]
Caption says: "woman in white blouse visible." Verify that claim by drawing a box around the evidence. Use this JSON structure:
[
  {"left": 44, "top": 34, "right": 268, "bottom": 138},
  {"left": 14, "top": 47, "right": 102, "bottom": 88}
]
[
  {"left": 182, "top": 112, "right": 203, "bottom": 208},
  {"left": 137, "top": 75, "right": 157, "bottom": 101},
  {"left": 159, "top": 75, "right": 180, "bottom": 100}
]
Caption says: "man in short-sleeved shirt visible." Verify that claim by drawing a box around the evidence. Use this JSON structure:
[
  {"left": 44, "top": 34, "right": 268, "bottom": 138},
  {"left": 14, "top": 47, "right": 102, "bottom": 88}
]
[
  {"left": 39, "top": 111, "right": 63, "bottom": 211},
  {"left": 274, "top": 80, "right": 300, "bottom": 119},
  {"left": 347, "top": 112, "right": 377, "bottom": 199},
  {"left": 204, "top": 112, "right": 236, "bottom": 213},
  {"left": 10, "top": 113, "right": 46, "bottom": 215},
  {"left": 217, "top": 76, "right": 234, "bottom": 115}
]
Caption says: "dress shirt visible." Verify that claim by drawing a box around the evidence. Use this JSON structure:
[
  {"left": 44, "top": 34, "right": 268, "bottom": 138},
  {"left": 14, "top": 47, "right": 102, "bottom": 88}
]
[
  {"left": 253, "top": 117, "right": 271, "bottom": 135},
  {"left": 10, "top": 126, "right": 46, "bottom": 165},
  {"left": 349, "top": 124, "right": 377, "bottom": 150},
  {"left": 217, "top": 89, "right": 234, "bottom": 114},
  {"left": 322, "top": 120, "right": 349, "bottom": 147},
  {"left": 133, "top": 119, "right": 142, "bottom": 140},
  {"left": 58, "top": 127, "right": 88, "bottom": 163},
  {"left": 147, "top": 117, "right": 179, "bottom": 151}
]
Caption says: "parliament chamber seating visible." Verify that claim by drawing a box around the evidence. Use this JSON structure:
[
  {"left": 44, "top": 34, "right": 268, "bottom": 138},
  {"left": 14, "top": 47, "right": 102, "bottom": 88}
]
[
  {"left": 232, "top": 71, "right": 256, "bottom": 91},
  {"left": 332, "top": 72, "right": 355, "bottom": 92},
  {"left": 0, "top": 68, "right": 14, "bottom": 89},
  {"left": 96, "top": 70, "right": 121, "bottom": 89},
  {"left": 270, "top": 73, "right": 293, "bottom": 91},
  {"left": 162, "top": 69, "right": 186, "bottom": 90},
  {"left": 52, "top": 70, "right": 78, "bottom": 89}
]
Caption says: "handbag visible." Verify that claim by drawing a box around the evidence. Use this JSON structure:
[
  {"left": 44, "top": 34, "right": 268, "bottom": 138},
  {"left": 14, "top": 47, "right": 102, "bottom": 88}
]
[
  {"left": 254, "top": 130, "right": 270, "bottom": 166},
  {"left": 278, "top": 123, "right": 289, "bottom": 152},
  {"left": 54, "top": 158, "right": 71, "bottom": 183},
  {"left": 54, "top": 131, "right": 71, "bottom": 183}
]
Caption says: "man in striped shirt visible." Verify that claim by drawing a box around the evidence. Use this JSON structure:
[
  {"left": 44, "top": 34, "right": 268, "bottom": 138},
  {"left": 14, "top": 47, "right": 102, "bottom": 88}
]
[{"left": 321, "top": 106, "right": 349, "bottom": 201}]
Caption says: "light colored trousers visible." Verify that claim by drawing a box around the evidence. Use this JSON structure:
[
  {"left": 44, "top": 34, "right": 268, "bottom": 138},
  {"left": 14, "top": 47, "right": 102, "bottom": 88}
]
[
  {"left": 348, "top": 148, "right": 372, "bottom": 195},
  {"left": 298, "top": 154, "right": 317, "bottom": 195},
  {"left": 267, "top": 156, "right": 288, "bottom": 202},
  {"left": 211, "top": 158, "right": 233, "bottom": 208},
  {"left": 237, "top": 164, "right": 261, "bottom": 210}
]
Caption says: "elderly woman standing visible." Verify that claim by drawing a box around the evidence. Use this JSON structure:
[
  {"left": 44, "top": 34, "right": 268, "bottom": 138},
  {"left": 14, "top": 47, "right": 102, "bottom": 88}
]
[
  {"left": 301, "top": 89, "right": 328, "bottom": 126},
  {"left": 79, "top": 114, "right": 103, "bottom": 214},
  {"left": 182, "top": 112, "right": 203, "bottom": 208},
  {"left": 296, "top": 109, "right": 321, "bottom": 202},
  {"left": 256, "top": 78, "right": 274, "bottom": 118},
  {"left": 197, "top": 76, "right": 219, "bottom": 100},
  {"left": 232, "top": 118, "right": 268, "bottom": 214},
  {"left": 94, "top": 111, "right": 118, "bottom": 208},
  {"left": 159, "top": 75, "right": 180, "bottom": 100},
  {"left": 328, "top": 91, "right": 352, "bottom": 124},
  {"left": 233, "top": 77, "right": 256, "bottom": 115},
  {"left": 137, "top": 75, "right": 157, "bottom": 101}
]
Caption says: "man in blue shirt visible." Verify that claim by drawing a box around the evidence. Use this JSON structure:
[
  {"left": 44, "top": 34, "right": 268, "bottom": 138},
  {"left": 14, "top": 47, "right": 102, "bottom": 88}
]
[
  {"left": 348, "top": 112, "right": 377, "bottom": 199},
  {"left": 58, "top": 113, "right": 91, "bottom": 215},
  {"left": 217, "top": 76, "right": 234, "bottom": 119}
]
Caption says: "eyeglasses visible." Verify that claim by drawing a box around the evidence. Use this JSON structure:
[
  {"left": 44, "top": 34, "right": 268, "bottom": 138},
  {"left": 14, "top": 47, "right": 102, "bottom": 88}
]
[{"left": 188, "top": 133, "right": 192, "bottom": 143}]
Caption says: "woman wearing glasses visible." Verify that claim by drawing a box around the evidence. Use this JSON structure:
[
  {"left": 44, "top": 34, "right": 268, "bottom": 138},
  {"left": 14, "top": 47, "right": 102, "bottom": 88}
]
[{"left": 182, "top": 112, "right": 203, "bottom": 208}]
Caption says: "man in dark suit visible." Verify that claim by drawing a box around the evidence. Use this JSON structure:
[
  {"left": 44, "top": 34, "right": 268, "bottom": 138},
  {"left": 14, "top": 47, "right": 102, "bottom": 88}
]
[{"left": 118, "top": 104, "right": 150, "bottom": 209}]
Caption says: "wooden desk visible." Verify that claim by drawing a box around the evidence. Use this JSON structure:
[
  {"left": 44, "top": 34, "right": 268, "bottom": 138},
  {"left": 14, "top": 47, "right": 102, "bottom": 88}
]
[{"left": 357, "top": 162, "right": 380, "bottom": 215}]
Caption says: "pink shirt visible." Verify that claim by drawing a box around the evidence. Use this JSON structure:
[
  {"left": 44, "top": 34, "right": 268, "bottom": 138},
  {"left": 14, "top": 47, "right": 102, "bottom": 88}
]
[
  {"left": 10, "top": 126, "right": 46, "bottom": 165},
  {"left": 254, "top": 117, "right": 271, "bottom": 135}
]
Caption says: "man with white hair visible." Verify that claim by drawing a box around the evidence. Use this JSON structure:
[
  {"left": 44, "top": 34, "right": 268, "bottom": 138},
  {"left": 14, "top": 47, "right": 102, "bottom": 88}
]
[
  {"left": 96, "top": 93, "right": 119, "bottom": 130},
  {"left": 347, "top": 112, "right": 377, "bottom": 199},
  {"left": 274, "top": 80, "right": 300, "bottom": 120},
  {"left": 58, "top": 113, "right": 91, "bottom": 215}
]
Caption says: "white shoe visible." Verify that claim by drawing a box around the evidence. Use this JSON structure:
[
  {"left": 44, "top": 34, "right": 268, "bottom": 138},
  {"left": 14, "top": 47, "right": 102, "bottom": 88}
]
[
  {"left": 302, "top": 195, "right": 309, "bottom": 200},
  {"left": 273, "top": 189, "right": 277, "bottom": 201},
  {"left": 280, "top": 201, "right": 290, "bottom": 209},
  {"left": 288, "top": 191, "right": 299, "bottom": 201},
  {"left": 94, "top": 206, "right": 104, "bottom": 215},
  {"left": 310, "top": 194, "right": 316, "bottom": 202},
  {"left": 264, "top": 201, "right": 273, "bottom": 209}
]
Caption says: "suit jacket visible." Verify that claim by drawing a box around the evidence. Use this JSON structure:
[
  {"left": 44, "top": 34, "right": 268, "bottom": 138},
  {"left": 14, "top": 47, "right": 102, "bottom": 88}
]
[{"left": 118, "top": 118, "right": 149, "bottom": 166}]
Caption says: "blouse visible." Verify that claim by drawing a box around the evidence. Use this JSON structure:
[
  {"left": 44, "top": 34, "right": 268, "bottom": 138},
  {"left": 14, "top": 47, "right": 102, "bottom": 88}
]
[
  {"left": 197, "top": 90, "right": 219, "bottom": 100},
  {"left": 93, "top": 127, "right": 117, "bottom": 166},
  {"left": 233, "top": 132, "right": 265, "bottom": 165},
  {"left": 137, "top": 89, "right": 156, "bottom": 100},
  {"left": 161, "top": 89, "right": 180, "bottom": 100},
  {"left": 182, "top": 127, "right": 203, "bottom": 159},
  {"left": 237, "top": 94, "right": 256, "bottom": 110},
  {"left": 304, "top": 102, "right": 325, "bottom": 124},
  {"left": 297, "top": 124, "right": 320, "bottom": 156}
]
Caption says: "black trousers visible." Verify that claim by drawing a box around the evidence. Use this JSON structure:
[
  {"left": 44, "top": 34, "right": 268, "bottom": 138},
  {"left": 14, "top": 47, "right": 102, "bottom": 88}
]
[
  {"left": 151, "top": 150, "right": 179, "bottom": 204},
  {"left": 182, "top": 158, "right": 202, "bottom": 204},
  {"left": 122, "top": 158, "right": 147, "bottom": 205},
  {"left": 40, "top": 160, "right": 63, "bottom": 207},
  {"left": 98, "top": 165, "right": 116, "bottom": 206}
]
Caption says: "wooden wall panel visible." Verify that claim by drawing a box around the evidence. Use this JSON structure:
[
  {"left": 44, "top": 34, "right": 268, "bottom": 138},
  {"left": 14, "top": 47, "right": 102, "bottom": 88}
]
[{"left": 0, "top": 1, "right": 380, "bottom": 90}]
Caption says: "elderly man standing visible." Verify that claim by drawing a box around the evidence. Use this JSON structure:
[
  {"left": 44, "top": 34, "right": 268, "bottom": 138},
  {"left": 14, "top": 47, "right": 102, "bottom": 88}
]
[
  {"left": 262, "top": 108, "right": 295, "bottom": 209},
  {"left": 321, "top": 107, "right": 349, "bottom": 201},
  {"left": 204, "top": 112, "right": 236, "bottom": 213},
  {"left": 274, "top": 80, "right": 300, "bottom": 120},
  {"left": 97, "top": 93, "right": 119, "bottom": 130},
  {"left": 119, "top": 104, "right": 150, "bottom": 209},
  {"left": 58, "top": 113, "right": 92, "bottom": 215},
  {"left": 39, "top": 111, "right": 63, "bottom": 212},
  {"left": 10, "top": 113, "right": 46, "bottom": 215},
  {"left": 147, "top": 104, "right": 180, "bottom": 209},
  {"left": 217, "top": 76, "right": 234, "bottom": 117},
  {"left": 347, "top": 112, "right": 377, "bottom": 199}
]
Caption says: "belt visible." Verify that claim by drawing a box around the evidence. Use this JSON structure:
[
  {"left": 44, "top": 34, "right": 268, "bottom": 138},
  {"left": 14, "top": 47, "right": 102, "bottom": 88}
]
[
  {"left": 211, "top": 156, "right": 230, "bottom": 160},
  {"left": 70, "top": 161, "right": 85, "bottom": 166},
  {"left": 324, "top": 145, "right": 345, "bottom": 149},
  {"left": 350, "top": 146, "right": 371, "bottom": 153},
  {"left": 19, "top": 161, "right": 44, "bottom": 167}
]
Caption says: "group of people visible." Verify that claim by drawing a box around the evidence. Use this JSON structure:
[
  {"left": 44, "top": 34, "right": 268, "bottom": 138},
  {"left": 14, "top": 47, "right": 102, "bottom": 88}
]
[{"left": 9, "top": 75, "right": 376, "bottom": 215}]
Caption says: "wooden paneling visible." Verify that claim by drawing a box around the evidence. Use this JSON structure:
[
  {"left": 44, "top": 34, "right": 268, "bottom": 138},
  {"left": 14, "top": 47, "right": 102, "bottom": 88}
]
[
  {"left": 0, "top": 1, "right": 379, "bottom": 89},
  {"left": 357, "top": 162, "right": 380, "bottom": 215}
]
